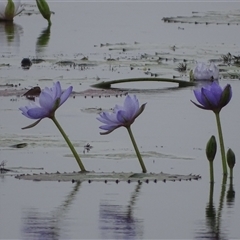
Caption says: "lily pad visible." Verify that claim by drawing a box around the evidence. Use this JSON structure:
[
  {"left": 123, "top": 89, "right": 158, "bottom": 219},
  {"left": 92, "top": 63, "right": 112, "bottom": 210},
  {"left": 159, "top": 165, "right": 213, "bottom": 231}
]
[
  {"left": 15, "top": 171, "right": 201, "bottom": 183},
  {"left": 91, "top": 77, "right": 196, "bottom": 89}
]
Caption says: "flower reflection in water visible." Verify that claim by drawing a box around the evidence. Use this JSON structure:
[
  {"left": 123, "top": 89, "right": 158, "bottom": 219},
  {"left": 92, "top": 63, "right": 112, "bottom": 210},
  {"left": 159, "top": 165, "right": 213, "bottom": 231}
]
[
  {"left": 99, "top": 183, "right": 144, "bottom": 239},
  {"left": 0, "top": 21, "right": 23, "bottom": 52},
  {"left": 195, "top": 176, "right": 236, "bottom": 240},
  {"left": 22, "top": 182, "right": 81, "bottom": 240}
]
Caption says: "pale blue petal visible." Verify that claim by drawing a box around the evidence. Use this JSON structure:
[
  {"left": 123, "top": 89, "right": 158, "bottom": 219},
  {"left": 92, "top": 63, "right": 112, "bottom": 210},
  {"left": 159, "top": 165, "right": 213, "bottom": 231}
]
[
  {"left": 97, "top": 114, "right": 114, "bottom": 124},
  {"left": 101, "top": 112, "right": 119, "bottom": 124},
  {"left": 39, "top": 91, "right": 54, "bottom": 110},
  {"left": 123, "top": 95, "right": 139, "bottom": 120},
  {"left": 202, "top": 88, "right": 218, "bottom": 107},
  {"left": 59, "top": 86, "right": 72, "bottom": 106},
  {"left": 193, "top": 89, "right": 207, "bottom": 107},
  {"left": 54, "top": 81, "right": 62, "bottom": 99},
  {"left": 26, "top": 107, "right": 50, "bottom": 119},
  {"left": 116, "top": 110, "right": 128, "bottom": 123},
  {"left": 19, "top": 106, "right": 35, "bottom": 119},
  {"left": 209, "top": 81, "right": 222, "bottom": 103},
  {"left": 99, "top": 125, "right": 117, "bottom": 131}
]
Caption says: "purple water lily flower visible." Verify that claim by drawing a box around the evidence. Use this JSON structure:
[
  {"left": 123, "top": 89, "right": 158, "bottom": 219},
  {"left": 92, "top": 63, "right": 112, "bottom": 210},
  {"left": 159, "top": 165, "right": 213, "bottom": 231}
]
[
  {"left": 19, "top": 81, "right": 86, "bottom": 171},
  {"left": 20, "top": 81, "right": 72, "bottom": 123},
  {"left": 191, "top": 81, "right": 232, "bottom": 113},
  {"left": 97, "top": 95, "right": 146, "bottom": 135}
]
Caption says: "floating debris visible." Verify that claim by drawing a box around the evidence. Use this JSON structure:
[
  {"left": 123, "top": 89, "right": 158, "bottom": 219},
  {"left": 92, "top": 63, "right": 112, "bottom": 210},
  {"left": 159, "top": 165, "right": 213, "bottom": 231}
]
[
  {"left": 10, "top": 143, "right": 28, "bottom": 149},
  {"left": 21, "top": 58, "right": 32, "bottom": 70},
  {"left": 162, "top": 9, "right": 240, "bottom": 25},
  {"left": 31, "top": 59, "right": 45, "bottom": 64}
]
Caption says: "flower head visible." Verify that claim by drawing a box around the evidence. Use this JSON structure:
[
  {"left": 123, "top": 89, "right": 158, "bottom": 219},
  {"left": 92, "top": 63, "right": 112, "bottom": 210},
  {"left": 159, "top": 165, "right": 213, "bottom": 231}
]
[
  {"left": 0, "top": 0, "right": 24, "bottom": 21},
  {"left": 193, "top": 62, "right": 219, "bottom": 81},
  {"left": 19, "top": 81, "right": 72, "bottom": 127},
  {"left": 191, "top": 81, "right": 232, "bottom": 113},
  {"left": 97, "top": 95, "right": 146, "bottom": 135}
]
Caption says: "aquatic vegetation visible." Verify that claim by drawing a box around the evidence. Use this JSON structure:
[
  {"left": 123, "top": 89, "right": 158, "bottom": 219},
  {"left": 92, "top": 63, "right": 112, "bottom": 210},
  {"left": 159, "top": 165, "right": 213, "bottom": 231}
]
[
  {"left": 97, "top": 95, "right": 147, "bottom": 173},
  {"left": 36, "top": 0, "right": 51, "bottom": 25},
  {"left": 206, "top": 135, "right": 217, "bottom": 183},
  {"left": 0, "top": 0, "right": 23, "bottom": 21},
  {"left": 193, "top": 62, "right": 219, "bottom": 81},
  {"left": 191, "top": 81, "right": 232, "bottom": 176},
  {"left": 19, "top": 81, "right": 86, "bottom": 171},
  {"left": 227, "top": 148, "right": 236, "bottom": 179}
]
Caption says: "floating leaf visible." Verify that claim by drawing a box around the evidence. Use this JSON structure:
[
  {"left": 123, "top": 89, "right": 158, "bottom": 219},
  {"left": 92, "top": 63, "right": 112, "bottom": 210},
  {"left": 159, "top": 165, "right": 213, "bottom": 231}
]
[{"left": 15, "top": 171, "right": 201, "bottom": 182}]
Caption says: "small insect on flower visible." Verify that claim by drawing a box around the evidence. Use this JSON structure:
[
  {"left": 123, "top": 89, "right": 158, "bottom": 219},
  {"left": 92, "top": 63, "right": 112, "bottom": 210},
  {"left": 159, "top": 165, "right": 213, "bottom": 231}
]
[{"left": 19, "top": 81, "right": 72, "bottom": 129}]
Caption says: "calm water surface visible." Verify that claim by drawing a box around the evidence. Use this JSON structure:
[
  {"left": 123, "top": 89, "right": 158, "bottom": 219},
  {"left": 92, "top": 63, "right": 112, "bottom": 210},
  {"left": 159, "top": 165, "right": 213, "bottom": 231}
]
[{"left": 0, "top": 1, "right": 240, "bottom": 239}]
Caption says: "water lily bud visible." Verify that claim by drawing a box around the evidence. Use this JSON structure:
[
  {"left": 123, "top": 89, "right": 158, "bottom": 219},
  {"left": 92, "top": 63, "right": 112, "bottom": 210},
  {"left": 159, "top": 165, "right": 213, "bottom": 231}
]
[
  {"left": 227, "top": 148, "right": 235, "bottom": 169},
  {"left": 206, "top": 135, "right": 217, "bottom": 162},
  {"left": 4, "top": 0, "right": 15, "bottom": 20},
  {"left": 36, "top": 0, "right": 51, "bottom": 25}
]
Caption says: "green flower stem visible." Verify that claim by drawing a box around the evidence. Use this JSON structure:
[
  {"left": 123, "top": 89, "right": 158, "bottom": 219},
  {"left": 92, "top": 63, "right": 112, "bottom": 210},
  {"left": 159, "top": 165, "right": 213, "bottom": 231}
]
[
  {"left": 52, "top": 116, "right": 86, "bottom": 172},
  {"left": 215, "top": 112, "right": 228, "bottom": 176},
  {"left": 127, "top": 126, "right": 147, "bottom": 173},
  {"left": 209, "top": 161, "right": 214, "bottom": 184},
  {"left": 230, "top": 168, "right": 233, "bottom": 180}
]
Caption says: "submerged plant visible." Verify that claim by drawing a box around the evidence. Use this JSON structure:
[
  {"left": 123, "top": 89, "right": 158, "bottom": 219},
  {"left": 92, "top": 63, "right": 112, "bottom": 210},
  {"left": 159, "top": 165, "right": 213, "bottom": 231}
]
[
  {"left": 193, "top": 62, "right": 219, "bottom": 81},
  {"left": 191, "top": 81, "right": 232, "bottom": 176},
  {"left": 19, "top": 81, "right": 86, "bottom": 172},
  {"left": 0, "top": 0, "right": 24, "bottom": 21},
  {"left": 97, "top": 95, "right": 147, "bottom": 173}
]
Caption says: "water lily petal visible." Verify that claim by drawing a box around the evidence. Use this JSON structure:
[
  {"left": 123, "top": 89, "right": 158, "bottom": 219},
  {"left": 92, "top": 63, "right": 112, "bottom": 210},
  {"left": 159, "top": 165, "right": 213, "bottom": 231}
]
[
  {"left": 100, "top": 125, "right": 121, "bottom": 135},
  {"left": 133, "top": 103, "right": 147, "bottom": 119},
  {"left": 19, "top": 106, "right": 35, "bottom": 119},
  {"left": 116, "top": 110, "right": 128, "bottom": 124},
  {"left": 27, "top": 107, "right": 49, "bottom": 119},
  {"left": 51, "top": 81, "right": 61, "bottom": 99},
  {"left": 202, "top": 88, "right": 219, "bottom": 108},
  {"left": 99, "top": 124, "right": 117, "bottom": 131},
  {"left": 190, "top": 100, "right": 209, "bottom": 110},
  {"left": 209, "top": 81, "right": 222, "bottom": 103},
  {"left": 39, "top": 91, "right": 54, "bottom": 110},
  {"left": 123, "top": 95, "right": 139, "bottom": 119},
  {"left": 100, "top": 112, "right": 119, "bottom": 124},
  {"left": 193, "top": 89, "right": 208, "bottom": 107},
  {"left": 60, "top": 86, "right": 72, "bottom": 106}
]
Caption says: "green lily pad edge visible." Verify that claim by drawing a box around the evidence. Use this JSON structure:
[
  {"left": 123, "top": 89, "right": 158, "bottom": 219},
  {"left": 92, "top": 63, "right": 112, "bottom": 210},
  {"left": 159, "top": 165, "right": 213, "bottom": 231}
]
[{"left": 15, "top": 171, "right": 201, "bottom": 183}]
